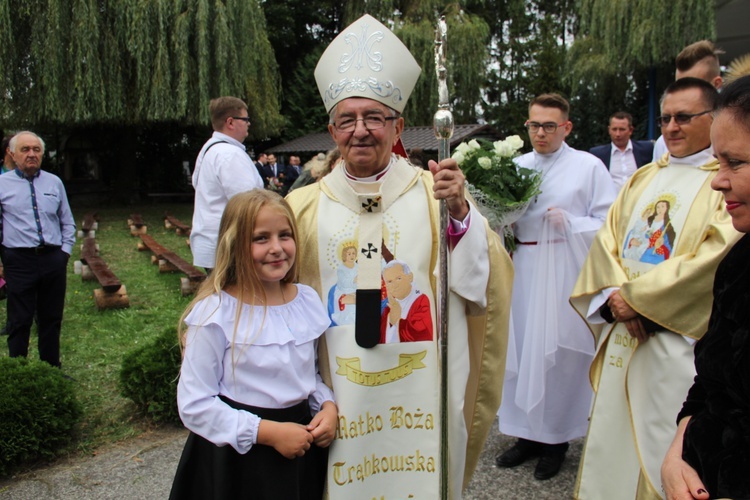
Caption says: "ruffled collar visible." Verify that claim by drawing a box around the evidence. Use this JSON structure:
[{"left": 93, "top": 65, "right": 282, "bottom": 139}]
[{"left": 184, "top": 284, "right": 329, "bottom": 346}]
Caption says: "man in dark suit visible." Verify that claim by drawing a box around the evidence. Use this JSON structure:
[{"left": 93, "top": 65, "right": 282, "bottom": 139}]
[
  {"left": 260, "top": 153, "right": 292, "bottom": 194},
  {"left": 254, "top": 152, "right": 269, "bottom": 187},
  {"left": 589, "top": 112, "right": 653, "bottom": 188},
  {"left": 282, "top": 155, "right": 301, "bottom": 195}
]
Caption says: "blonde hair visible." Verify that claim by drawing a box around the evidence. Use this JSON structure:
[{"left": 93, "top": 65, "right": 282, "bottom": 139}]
[{"left": 178, "top": 190, "right": 299, "bottom": 352}]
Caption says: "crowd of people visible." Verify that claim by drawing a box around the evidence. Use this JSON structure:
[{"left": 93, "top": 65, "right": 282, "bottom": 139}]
[{"left": 2, "top": 13, "right": 749, "bottom": 500}]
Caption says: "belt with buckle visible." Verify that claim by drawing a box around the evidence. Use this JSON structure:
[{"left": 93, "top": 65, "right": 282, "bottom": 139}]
[{"left": 12, "top": 245, "right": 61, "bottom": 255}]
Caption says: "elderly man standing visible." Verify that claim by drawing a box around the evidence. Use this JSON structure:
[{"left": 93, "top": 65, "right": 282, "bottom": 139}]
[
  {"left": 0, "top": 132, "right": 75, "bottom": 368},
  {"left": 190, "top": 96, "right": 263, "bottom": 272},
  {"left": 570, "top": 78, "right": 741, "bottom": 499},
  {"left": 496, "top": 93, "right": 616, "bottom": 480},
  {"left": 286, "top": 14, "right": 512, "bottom": 499}
]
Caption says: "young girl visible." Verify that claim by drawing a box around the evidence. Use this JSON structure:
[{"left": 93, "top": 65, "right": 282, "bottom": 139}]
[{"left": 169, "top": 190, "right": 337, "bottom": 500}]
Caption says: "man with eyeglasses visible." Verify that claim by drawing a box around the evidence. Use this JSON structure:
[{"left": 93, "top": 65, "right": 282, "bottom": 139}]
[
  {"left": 496, "top": 93, "right": 616, "bottom": 481},
  {"left": 190, "top": 96, "right": 263, "bottom": 273},
  {"left": 570, "top": 77, "right": 741, "bottom": 499},
  {"left": 286, "top": 14, "right": 512, "bottom": 499},
  {"left": 652, "top": 40, "right": 724, "bottom": 163}
]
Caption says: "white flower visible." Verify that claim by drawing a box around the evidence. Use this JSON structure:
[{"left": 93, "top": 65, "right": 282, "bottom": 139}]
[
  {"left": 468, "top": 139, "right": 481, "bottom": 150},
  {"left": 478, "top": 157, "right": 492, "bottom": 170},
  {"left": 494, "top": 140, "right": 513, "bottom": 157},
  {"left": 452, "top": 151, "right": 465, "bottom": 164},
  {"left": 505, "top": 135, "right": 524, "bottom": 151},
  {"left": 455, "top": 142, "right": 471, "bottom": 155}
]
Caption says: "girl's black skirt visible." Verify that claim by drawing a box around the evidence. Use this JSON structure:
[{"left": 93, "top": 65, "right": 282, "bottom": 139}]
[{"left": 169, "top": 396, "right": 328, "bottom": 500}]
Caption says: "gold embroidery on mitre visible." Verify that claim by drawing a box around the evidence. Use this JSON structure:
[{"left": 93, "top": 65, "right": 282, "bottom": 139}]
[{"left": 335, "top": 351, "right": 427, "bottom": 386}]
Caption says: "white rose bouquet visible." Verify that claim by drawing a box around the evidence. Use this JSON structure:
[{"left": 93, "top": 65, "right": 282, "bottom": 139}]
[{"left": 453, "top": 136, "right": 542, "bottom": 250}]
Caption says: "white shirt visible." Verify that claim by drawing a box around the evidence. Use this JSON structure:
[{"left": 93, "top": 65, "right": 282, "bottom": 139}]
[
  {"left": 190, "top": 131, "right": 263, "bottom": 268},
  {"left": 652, "top": 135, "right": 667, "bottom": 162},
  {"left": 177, "top": 284, "right": 334, "bottom": 454},
  {"left": 609, "top": 140, "right": 638, "bottom": 189}
]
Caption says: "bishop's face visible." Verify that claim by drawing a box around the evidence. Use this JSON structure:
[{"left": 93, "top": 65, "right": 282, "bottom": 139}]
[{"left": 328, "top": 98, "right": 404, "bottom": 177}]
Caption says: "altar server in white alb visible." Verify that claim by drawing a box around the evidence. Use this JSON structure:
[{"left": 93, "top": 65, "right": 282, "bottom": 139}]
[
  {"left": 286, "top": 14, "right": 513, "bottom": 499},
  {"left": 496, "top": 93, "right": 616, "bottom": 480}
]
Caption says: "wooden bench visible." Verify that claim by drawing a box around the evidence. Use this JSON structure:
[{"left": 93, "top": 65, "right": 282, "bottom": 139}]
[
  {"left": 77, "top": 212, "right": 99, "bottom": 239},
  {"left": 138, "top": 234, "right": 206, "bottom": 295},
  {"left": 128, "top": 213, "right": 147, "bottom": 236},
  {"left": 78, "top": 237, "right": 129, "bottom": 310},
  {"left": 164, "top": 213, "right": 192, "bottom": 237}
]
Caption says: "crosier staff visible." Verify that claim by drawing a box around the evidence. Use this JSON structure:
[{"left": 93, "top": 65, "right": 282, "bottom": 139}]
[{"left": 433, "top": 15, "right": 454, "bottom": 500}]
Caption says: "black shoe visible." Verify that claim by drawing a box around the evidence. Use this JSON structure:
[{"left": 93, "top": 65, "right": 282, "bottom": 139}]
[
  {"left": 534, "top": 451, "right": 567, "bottom": 480},
  {"left": 495, "top": 439, "right": 543, "bottom": 468}
]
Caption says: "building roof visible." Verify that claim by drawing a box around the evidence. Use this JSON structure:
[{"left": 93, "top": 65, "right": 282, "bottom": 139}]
[{"left": 267, "top": 124, "right": 502, "bottom": 155}]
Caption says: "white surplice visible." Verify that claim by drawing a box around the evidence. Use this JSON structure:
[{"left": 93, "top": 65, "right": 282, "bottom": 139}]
[{"left": 499, "top": 143, "right": 616, "bottom": 443}]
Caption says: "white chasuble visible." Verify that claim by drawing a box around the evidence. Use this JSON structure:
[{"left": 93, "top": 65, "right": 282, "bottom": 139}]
[
  {"left": 571, "top": 152, "right": 742, "bottom": 500},
  {"left": 319, "top": 161, "right": 440, "bottom": 499},
  {"left": 287, "top": 157, "right": 513, "bottom": 499}
]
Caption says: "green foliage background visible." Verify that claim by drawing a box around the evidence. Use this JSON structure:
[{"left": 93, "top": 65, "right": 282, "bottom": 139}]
[
  {"left": 0, "top": 357, "right": 82, "bottom": 475},
  {"left": 119, "top": 327, "right": 182, "bottom": 425},
  {"left": 0, "top": 0, "right": 718, "bottom": 188},
  {"left": 0, "top": 203, "right": 195, "bottom": 463}
]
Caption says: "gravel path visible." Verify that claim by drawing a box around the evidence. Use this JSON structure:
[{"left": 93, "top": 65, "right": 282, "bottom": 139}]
[{"left": 0, "top": 418, "right": 581, "bottom": 499}]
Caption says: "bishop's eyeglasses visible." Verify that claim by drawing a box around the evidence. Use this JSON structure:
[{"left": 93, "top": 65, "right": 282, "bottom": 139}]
[{"left": 334, "top": 116, "right": 399, "bottom": 133}]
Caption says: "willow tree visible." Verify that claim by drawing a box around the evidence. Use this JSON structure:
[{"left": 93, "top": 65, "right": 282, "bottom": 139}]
[
  {"left": 0, "top": 0, "right": 282, "bottom": 137},
  {"left": 568, "top": 0, "right": 716, "bottom": 140},
  {"left": 341, "top": 1, "right": 491, "bottom": 126},
  {"left": 570, "top": 0, "right": 716, "bottom": 76}
]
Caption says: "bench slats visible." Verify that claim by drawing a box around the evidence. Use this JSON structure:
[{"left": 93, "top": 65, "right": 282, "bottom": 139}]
[
  {"left": 80, "top": 237, "right": 122, "bottom": 292},
  {"left": 140, "top": 234, "right": 205, "bottom": 281}
]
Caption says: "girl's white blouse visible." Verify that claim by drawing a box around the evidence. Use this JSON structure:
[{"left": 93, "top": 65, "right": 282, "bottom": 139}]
[{"left": 177, "top": 284, "right": 334, "bottom": 454}]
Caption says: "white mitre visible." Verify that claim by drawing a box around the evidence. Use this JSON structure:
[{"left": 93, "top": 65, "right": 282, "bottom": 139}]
[{"left": 314, "top": 14, "right": 422, "bottom": 113}]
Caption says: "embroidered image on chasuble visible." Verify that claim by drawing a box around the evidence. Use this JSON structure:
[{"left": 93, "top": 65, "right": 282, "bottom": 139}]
[
  {"left": 294, "top": 13, "right": 513, "bottom": 499},
  {"left": 287, "top": 161, "right": 511, "bottom": 499},
  {"left": 570, "top": 156, "right": 742, "bottom": 500}
]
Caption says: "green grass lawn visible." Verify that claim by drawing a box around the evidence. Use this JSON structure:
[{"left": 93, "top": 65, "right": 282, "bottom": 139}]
[{"left": 0, "top": 202, "right": 197, "bottom": 455}]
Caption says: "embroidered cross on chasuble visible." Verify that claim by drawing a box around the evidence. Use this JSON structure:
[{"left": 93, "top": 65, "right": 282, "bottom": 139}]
[
  {"left": 355, "top": 193, "right": 385, "bottom": 347},
  {"left": 322, "top": 160, "right": 422, "bottom": 347}
]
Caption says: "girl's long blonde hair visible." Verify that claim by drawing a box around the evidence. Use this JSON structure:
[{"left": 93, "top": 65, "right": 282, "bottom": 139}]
[{"left": 178, "top": 189, "right": 300, "bottom": 351}]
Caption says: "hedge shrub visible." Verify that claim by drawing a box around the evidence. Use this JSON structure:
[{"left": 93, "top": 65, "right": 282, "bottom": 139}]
[
  {"left": 0, "top": 357, "right": 82, "bottom": 476},
  {"left": 119, "top": 327, "right": 182, "bottom": 424}
]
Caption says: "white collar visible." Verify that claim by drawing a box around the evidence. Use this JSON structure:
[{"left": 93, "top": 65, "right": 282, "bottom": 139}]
[
  {"left": 394, "top": 287, "right": 421, "bottom": 318},
  {"left": 611, "top": 140, "right": 633, "bottom": 154},
  {"left": 669, "top": 146, "right": 714, "bottom": 168},
  {"left": 343, "top": 156, "right": 397, "bottom": 182}
]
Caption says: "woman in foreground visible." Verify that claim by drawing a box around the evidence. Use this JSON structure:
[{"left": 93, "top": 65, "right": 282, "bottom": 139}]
[{"left": 661, "top": 75, "right": 750, "bottom": 499}]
